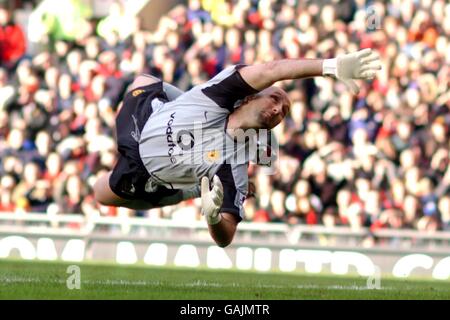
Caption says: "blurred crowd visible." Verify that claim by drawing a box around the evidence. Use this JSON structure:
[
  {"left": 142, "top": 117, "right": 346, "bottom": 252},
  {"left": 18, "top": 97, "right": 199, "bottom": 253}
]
[{"left": 0, "top": 0, "right": 449, "bottom": 235}]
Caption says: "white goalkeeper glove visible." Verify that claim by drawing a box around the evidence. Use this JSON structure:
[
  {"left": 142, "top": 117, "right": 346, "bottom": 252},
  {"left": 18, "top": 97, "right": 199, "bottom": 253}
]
[
  {"left": 201, "top": 175, "right": 224, "bottom": 225},
  {"left": 322, "top": 48, "right": 382, "bottom": 94}
]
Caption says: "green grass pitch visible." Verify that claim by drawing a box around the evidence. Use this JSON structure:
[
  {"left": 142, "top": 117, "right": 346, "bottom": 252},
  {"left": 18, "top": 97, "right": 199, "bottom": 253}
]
[{"left": 0, "top": 259, "right": 449, "bottom": 299}]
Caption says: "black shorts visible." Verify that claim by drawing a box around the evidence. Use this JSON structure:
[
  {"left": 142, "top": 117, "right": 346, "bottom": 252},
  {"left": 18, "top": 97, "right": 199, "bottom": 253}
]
[{"left": 109, "top": 81, "right": 179, "bottom": 203}]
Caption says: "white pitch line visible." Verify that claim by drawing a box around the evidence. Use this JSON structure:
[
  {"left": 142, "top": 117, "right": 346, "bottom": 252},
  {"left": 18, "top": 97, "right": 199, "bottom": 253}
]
[
  {"left": 4, "top": 277, "right": 450, "bottom": 292},
  {"left": 0, "top": 276, "right": 395, "bottom": 291}
]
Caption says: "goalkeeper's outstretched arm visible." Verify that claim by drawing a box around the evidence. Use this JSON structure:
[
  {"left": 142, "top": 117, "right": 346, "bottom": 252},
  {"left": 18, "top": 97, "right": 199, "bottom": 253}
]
[{"left": 238, "top": 48, "right": 381, "bottom": 94}]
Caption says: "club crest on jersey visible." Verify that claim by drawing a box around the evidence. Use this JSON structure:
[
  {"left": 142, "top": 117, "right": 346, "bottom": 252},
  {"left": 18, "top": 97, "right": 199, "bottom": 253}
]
[
  {"left": 132, "top": 89, "right": 145, "bottom": 97},
  {"left": 205, "top": 150, "right": 220, "bottom": 163}
]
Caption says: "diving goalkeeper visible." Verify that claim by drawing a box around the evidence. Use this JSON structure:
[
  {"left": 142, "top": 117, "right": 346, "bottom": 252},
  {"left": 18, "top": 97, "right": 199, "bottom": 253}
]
[{"left": 94, "top": 48, "right": 381, "bottom": 247}]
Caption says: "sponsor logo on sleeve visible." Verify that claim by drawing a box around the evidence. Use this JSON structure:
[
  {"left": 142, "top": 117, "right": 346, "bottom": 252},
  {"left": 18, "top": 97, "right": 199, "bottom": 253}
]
[{"left": 132, "top": 89, "right": 145, "bottom": 97}]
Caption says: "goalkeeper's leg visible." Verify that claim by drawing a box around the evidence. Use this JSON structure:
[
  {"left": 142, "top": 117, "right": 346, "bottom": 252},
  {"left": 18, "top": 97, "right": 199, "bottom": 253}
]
[{"left": 93, "top": 171, "right": 199, "bottom": 210}]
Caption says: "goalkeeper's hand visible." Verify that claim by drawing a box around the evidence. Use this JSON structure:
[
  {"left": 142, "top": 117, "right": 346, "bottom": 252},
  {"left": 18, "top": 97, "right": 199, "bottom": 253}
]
[
  {"left": 201, "top": 175, "right": 224, "bottom": 225},
  {"left": 322, "top": 48, "right": 382, "bottom": 94}
]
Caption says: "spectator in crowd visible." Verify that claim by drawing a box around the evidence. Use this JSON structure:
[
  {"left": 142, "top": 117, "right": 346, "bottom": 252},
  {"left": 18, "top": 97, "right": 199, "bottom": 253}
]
[
  {"left": 0, "top": 0, "right": 449, "bottom": 243},
  {"left": 40, "top": 0, "right": 92, "bottom": 43},
  {"left": 0, "top": 6, "right": 27, "bottom": 71}
]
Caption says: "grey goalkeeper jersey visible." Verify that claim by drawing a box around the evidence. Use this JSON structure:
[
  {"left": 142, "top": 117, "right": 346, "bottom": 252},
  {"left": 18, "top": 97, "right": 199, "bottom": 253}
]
[{"left": 138, "top": 65, "right": 259, "bottom": 218}]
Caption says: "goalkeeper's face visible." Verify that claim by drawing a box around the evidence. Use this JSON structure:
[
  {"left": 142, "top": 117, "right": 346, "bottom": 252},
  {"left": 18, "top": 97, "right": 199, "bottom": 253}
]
[{"left": 254, "top": 87, "right": 291, "bottom": 129}]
